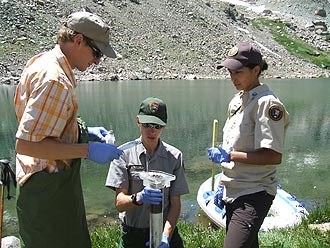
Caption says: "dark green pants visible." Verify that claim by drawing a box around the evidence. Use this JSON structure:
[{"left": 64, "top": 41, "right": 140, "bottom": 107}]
[
  {"left": 120, "top": 224, "right": 184, "bottom": 248},
  {"left": 16, "top": 159, "right": 91, "bottom": 248}
]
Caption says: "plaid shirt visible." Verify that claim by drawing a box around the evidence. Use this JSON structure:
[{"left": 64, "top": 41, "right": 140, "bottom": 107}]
[{"left": 14, "top": 45, "right": 79, "bottom": 185}]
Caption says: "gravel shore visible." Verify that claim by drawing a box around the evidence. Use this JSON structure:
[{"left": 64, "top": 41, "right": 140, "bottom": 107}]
[{"left": 0, "top": 0, "right": 329, "bottom": 85}]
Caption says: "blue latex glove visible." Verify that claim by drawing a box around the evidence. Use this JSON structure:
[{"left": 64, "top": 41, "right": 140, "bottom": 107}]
[
  {"left": 145, "top": 235, "right": 170, "bottom": 248},
  {"left": 87, "top": 127, "right": 108, "bottom": 143},
  {"left": 158, "top": 235, "right": 170, "bottom": 248},
  {"left": 137, "top": 187, "right": 163, "bottom": 205},
  {"left": 214, "top": 184, "right": 225, "bottom": 209},
  {"left": 207, "top": 147, "right": 230, "bottom": 163},
  {"left": 87, "top": 142, "right": 123, "bottom": 164}
]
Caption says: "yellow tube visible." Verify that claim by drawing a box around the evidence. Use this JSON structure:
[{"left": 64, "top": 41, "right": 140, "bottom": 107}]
[{"left": 211, "top": 119, "right": 218, "bottom": 191}]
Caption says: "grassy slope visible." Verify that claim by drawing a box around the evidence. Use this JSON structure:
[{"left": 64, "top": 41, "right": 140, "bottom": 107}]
[{"left": 252, "top": 18, "right": 330, "bottom": 69}]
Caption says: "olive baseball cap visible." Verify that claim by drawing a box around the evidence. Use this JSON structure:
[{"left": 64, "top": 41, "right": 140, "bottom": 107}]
[
  {"left": 66, "top": 12, "right": 117, "bottom": 58},
  {"left": 221, "top": 42, "right": 262, "bottom": 70},
  {"left": 137, "top": 97, "right": 167, "bottom": 126}
]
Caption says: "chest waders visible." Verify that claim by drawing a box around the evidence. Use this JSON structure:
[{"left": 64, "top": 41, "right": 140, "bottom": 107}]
[{"left": 16, "top": 159, "right": 91, "bottom": 248}]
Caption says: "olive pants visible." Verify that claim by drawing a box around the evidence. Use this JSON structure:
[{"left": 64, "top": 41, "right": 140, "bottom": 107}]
[{"left": 16, "top": 160, "right": 91, "bottom": 248}]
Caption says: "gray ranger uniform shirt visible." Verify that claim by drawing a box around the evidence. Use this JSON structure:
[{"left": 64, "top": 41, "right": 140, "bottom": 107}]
[{"left": 105, "top": 137, "right": 189, "bottom": 228}]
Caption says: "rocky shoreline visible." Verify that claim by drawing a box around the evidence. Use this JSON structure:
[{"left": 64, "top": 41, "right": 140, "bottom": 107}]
[{"left": 0, "top": 0, "right": 329, "bottom": 85}]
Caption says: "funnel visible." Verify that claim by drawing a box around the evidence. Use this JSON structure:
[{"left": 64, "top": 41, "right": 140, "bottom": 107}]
[{"left": 138, "top": 170, "right": 175, "bottom": 189}]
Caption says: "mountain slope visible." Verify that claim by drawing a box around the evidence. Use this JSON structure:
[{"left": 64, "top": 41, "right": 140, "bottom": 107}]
[{"left": 0, "top": 0, "right": 329, "bottom": 83}]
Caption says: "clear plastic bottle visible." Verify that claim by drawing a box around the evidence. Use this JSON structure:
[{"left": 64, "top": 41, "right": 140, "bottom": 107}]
[{"left": 104, "top": 130, "right": 116, "bottom": 145}]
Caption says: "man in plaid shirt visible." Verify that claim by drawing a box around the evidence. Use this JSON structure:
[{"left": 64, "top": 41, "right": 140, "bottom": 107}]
[{"left": 14, "top": 12, "right": 122, "bottom": 248}]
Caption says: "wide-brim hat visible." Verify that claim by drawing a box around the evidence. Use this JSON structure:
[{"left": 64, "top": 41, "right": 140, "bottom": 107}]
[{"left": 66, "top": 12, "right": 117, "bottom": 58}]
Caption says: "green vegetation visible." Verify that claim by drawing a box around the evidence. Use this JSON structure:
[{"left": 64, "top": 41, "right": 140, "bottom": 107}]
[
  {"left": 91, "top": 202, "right": 330, "bottom": 248},
  {"left": 91, "top": 225, "right": 121, "bottom": 248},
  {"left": 308, "top": 200, "right": 330, "bottom": 224},
  {"left": 251, "top": 18, "right": 330, "bottom": 69}
]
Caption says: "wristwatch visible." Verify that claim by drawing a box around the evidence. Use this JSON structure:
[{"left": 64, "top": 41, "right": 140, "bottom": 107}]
[{"left": 131, "top": 193, "right": 143, "bottom": 206}]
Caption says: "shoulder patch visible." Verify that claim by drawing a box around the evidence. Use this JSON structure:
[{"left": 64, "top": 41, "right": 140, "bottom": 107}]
[{"left": 268, "top": 104, "right": 284, "bottom": 121}]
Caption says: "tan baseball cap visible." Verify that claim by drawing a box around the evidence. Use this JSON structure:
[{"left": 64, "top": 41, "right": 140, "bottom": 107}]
[{"left": 66, "top": 12, "right": 117, "bottom": 58}]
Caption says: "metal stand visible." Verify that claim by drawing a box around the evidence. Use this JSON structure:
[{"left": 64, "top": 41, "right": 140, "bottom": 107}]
[
  {"left": 150, "top": 198, "right": 163, "bottom": 248},
  {"left": 138, "top": 170, "right": 175, "bottom": 248}
]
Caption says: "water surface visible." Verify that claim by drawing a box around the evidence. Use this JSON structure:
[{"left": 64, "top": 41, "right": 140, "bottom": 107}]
[{"left": 1, "top": 78, "right": 329, "bottom": 236}]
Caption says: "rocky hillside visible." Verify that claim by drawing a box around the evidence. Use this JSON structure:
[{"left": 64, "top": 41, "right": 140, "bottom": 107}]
[{"left": 0, "top": 0, "right": 329, "bottom": 84}]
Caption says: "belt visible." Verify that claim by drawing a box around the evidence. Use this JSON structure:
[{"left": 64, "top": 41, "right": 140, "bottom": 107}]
[{"left": 122, "top": 223, "right": 149, "bottom": 234}]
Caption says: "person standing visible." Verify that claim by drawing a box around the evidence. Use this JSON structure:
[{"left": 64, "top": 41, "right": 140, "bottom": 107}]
[
  {"left": 106, "top": 97, "right": 189, "bottom": 248},
  {"left": 14, "top": 12, "right": 122, "bottom": 248},
  {"left": 208, "top": 42, "right": 289, "bottom": 248}
]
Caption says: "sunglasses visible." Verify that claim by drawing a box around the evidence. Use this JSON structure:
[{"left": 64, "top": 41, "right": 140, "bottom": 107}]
[
  {"left": 141, "top": 123, "right": 164, "bottom": 130},
  {"left": 84, "top": 37, "right": 103, "bottom": 59}
]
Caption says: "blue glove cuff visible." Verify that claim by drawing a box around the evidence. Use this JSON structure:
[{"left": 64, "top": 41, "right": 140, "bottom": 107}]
[{"left": 161, "top": 234, "right": 169, "bottom": 243}]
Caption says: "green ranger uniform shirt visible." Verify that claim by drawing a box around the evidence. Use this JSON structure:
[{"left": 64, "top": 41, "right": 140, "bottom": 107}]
[
  {"left": 221, "top": 84, "right": 289, "bottom": 203},
  {"left": 105, "top": 137, "right": 189, "bottom": 228}
]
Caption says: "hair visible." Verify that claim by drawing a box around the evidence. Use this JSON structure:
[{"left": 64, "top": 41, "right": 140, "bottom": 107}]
[
  {"left": 247, "top": 59, "right": 268, "bottom": 76},
  {"left": 56, "top": 23, "right": 79, "bottom": 43}
]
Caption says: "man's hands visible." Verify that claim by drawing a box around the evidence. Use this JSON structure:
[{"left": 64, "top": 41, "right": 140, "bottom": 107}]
[
  {"left": 86, "top": 126, "right": 121, "bottom": 163},
  {"left": 87, "top": 127, "right": 108, "bottom": 143},
  {"left": 87, "top": 143, "right": 122, "bottom": 164},
  {"left": 208, "top": 147, "right": 230, "bottom": 163},
  {"left": 137, "top": 187, "right": 163, "bottom": 205}
]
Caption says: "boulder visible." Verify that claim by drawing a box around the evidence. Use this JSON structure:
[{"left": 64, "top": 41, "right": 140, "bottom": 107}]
[
  {"left": 308, "top": 222, "right": 330, "bottom": 232},
  {"left": 314, "top": 8, "right": 326, "bottom": 18},
  {"left": 1, "top": 236, "right": 21, "bottom": 248}
]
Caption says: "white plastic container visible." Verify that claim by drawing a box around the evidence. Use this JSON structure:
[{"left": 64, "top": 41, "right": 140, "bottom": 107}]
[{"left": 104, "top": 130, "right": 116, "bottom": 145}]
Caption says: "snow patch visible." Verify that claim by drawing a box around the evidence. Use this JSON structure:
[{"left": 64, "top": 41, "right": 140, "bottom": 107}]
[{"left": 219, "top": 0, "right": 266, "bottom": 13}]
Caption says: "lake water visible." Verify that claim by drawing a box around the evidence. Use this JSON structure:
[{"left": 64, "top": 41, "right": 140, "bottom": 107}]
[{"left": 1, "top": 78, "right": 330, "bottom": 236}]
